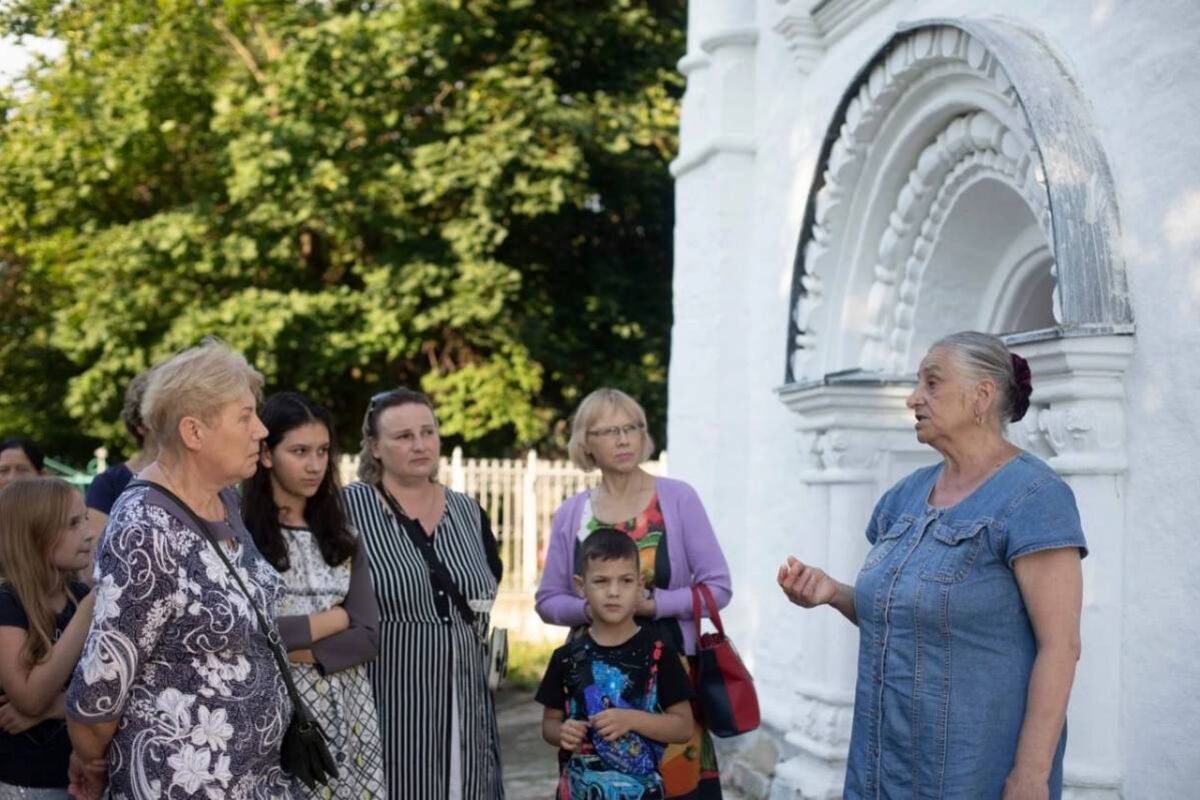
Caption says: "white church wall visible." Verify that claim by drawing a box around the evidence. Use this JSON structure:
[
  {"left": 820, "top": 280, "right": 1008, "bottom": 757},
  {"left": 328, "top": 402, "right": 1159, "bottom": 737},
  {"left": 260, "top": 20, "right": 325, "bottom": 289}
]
[
  {"left": 1077, "top": 3, "right": 1200, "bottom": 796},
  {"left": 671, "top": 1, "right": 1200, "bottom": 796}
]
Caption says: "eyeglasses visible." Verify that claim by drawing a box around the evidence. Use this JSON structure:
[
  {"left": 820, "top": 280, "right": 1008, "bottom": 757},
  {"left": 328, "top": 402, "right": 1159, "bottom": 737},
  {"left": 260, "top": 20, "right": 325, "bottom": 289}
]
[{"left": 586, "top": 422, "right": 645, "bottom": 440}]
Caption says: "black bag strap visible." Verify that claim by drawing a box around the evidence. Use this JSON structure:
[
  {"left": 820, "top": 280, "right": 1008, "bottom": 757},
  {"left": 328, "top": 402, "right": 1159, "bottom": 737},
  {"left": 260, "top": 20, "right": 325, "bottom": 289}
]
[
  {"left": 375, "top": 484, "right": 478, "bottom": 628},
  {"left": 127, "top": 480, "right": 313, "bottom": 725}
]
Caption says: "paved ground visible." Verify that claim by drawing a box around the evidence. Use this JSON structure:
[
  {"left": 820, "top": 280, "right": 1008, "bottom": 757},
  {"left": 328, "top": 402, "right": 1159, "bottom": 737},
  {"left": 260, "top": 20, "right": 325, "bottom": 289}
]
[
  {"left": 498, "top": 689, "right": 560, "bottom": 797},
  {"left": 498, "top": 688, "right": 749, "bottom": 799}
]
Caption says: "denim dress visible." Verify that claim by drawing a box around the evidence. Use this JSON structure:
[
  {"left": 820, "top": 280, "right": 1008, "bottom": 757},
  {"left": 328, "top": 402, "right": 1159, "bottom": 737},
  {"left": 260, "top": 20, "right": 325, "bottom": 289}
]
[{"left": 845, "top": 452, "right": 1088, "bottom": 799}]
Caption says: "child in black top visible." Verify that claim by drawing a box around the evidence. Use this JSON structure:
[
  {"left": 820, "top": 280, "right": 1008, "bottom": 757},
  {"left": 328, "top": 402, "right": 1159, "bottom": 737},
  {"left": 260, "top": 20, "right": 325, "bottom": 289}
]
[
  {"left": 536, "top": 528, "right": 694, "bottom": 800},
  {"left": 0, "top": 478, "right": 96, "bottom": 795}
]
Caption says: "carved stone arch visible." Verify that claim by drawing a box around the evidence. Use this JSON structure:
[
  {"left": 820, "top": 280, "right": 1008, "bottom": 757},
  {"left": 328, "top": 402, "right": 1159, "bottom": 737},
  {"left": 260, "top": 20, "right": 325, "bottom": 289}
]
[{"left": 785, "top": 18, "right": 1132, "bottom": 383}]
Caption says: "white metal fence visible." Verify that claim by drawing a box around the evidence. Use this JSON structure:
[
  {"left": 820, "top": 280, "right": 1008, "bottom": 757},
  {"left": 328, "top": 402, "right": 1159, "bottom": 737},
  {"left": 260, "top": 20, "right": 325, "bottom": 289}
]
[{"left": 339, "top": 448, "right": 666, "bottom": 592}]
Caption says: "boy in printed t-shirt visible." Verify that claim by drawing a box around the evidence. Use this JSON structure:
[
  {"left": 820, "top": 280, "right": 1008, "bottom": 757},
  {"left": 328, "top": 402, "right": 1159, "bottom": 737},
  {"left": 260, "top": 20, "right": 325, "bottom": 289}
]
[{"left": 536, "top": 528, "right": 695, "bottom": 800}]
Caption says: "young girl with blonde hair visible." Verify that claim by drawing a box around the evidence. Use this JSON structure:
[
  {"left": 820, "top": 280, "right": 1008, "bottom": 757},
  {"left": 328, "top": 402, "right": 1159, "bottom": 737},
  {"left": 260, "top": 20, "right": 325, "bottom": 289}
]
[{"left": 0, "top": 478, "right": 96, "bottom": 799}]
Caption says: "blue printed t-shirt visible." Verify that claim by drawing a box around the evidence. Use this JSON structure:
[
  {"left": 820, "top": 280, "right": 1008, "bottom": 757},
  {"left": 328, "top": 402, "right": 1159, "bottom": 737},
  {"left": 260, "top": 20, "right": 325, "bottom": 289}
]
[
  {"left": 536, "top": 625, "right": 692, "bottom": 796},
  {"left": 0, "top": 581, "right": 90, "bottom": 788},
  {"left": 845, "top": 451, "right": 1088, "bottom": 800}
]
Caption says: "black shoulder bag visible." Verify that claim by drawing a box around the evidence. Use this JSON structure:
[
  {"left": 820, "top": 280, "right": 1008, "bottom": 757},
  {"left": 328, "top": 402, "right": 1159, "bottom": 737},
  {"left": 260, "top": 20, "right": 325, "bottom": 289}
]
[
  {"left": 376, "top": 485, "right": 508, "bottom": 690},
  {"left": 128, "top": 480, "right": 338, "bottom": 789}
]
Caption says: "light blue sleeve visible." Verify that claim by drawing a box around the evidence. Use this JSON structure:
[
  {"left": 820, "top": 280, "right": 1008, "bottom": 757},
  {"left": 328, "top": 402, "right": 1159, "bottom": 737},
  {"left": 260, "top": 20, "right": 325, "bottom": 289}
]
[{"left": 1001, "top": 477, "right": 1088, "bottom": 566}]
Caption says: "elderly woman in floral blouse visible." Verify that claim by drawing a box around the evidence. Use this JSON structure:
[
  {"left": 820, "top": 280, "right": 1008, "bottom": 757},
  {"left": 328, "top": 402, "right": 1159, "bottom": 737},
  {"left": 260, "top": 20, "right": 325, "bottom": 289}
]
[{"left": 66, "top": 340, "right": 296, "bottom": 800}]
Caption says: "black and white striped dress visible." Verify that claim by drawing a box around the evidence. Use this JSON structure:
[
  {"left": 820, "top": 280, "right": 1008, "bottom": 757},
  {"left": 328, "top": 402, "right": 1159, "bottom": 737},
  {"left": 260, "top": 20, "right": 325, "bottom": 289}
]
[{"left": 342, "top": 481, "right": 504, "bottom": 799}]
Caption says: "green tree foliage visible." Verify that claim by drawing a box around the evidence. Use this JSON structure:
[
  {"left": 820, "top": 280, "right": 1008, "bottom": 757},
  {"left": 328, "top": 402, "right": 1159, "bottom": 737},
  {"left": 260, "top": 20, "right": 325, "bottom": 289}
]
[{"left": 0, "top": 0, "right": 681, "bottom": 460}]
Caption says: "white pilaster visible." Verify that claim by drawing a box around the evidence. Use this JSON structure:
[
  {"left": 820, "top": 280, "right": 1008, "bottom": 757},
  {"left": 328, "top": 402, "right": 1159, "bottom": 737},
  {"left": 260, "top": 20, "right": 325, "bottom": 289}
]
[
  {"left": 1010, "top": 334, "right": 1133, "bottom": 800},
  {"left": 768, "top": 377, "right": 926, "bottom": 799},
  {"left": 670, "top": 3, "right": 757, "bottom": 517}
]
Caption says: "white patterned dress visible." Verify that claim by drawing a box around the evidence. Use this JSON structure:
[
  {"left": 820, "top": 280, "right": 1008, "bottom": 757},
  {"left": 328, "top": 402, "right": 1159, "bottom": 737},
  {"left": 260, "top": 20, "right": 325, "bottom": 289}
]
[
  {"left": 273, "top": 527, "right": 386, "bottom": 798},
  {"left": 67, "top": 485, "right": 297, "bottom": 800}
]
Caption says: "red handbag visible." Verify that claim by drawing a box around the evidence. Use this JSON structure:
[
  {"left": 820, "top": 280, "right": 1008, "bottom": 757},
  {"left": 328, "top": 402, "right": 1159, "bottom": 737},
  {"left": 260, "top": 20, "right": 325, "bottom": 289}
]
[{"left": 690, "top": 583, "right": 761, "bottom": 737}]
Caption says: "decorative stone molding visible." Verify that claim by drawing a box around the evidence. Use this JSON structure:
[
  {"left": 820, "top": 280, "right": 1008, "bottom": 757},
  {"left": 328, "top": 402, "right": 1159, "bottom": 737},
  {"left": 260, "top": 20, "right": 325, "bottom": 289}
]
[
  {"left": 676, "top": 51, "right": 710, "bottom": 77},
  {"left": 778, "top": 372, "right": 921, "bottom": 485},
  {"left": 774, "top": 0, "right": 892, "bottom": 69},
  {"left": 778, "top": 373, "right": 916, "bottom": 432},
  {"left": 1008, "top": 332, "right": 1133, "bottom": 475},
  {"left": 812, "top": 0, "right": 893, "bottom": 43},
  {"left": 859, "top": 111, "right": 1050, "bottom": 373},
  {"left": 699, "top": 26, "right": 758, "bottom": 53},
  {"left": 812, "top": 429, "right": 882, "bottom": 472},
  {"left": 789, "top": 24, "right": 1038, "bottom": 379},
  {"left": 784, "top": 687, "right": 855, "bottom": 762},
  {"left": 669, "top": 136, "right": 756, "bottom": 178},
  {"left": 774, "top": 14, "right": 825, "bottom": 75},
  {"left": 784, "top": 20, "right": 1131, "bottom": 383},
  {"left": 671, "top": 22, "right": 759, "bottom": 180},
  {"left": 1007, "top": 409, "right": 1053, "bottom": 460}
]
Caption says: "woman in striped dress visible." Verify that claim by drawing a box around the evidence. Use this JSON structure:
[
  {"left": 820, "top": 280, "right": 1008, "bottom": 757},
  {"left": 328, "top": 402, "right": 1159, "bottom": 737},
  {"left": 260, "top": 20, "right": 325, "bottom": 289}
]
[{"left": 342, "top": 388, "right": 504, "bottom": 799}]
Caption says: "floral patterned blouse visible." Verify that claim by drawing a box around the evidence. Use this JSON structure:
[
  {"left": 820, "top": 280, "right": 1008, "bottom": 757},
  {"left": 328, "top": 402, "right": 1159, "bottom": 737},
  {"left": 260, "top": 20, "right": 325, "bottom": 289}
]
[{"left": 67, "top": 485, "right": 296, "bottom": 800}]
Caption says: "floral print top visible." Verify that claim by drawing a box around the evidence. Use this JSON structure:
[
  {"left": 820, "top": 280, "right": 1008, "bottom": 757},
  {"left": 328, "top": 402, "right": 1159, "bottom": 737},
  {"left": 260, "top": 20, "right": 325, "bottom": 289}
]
[
  {"left": 67, "top": 485, "right": 296, "bottom": 800},
  {"left": 578, "top": 493, "right": 669, "bottom": 591}
]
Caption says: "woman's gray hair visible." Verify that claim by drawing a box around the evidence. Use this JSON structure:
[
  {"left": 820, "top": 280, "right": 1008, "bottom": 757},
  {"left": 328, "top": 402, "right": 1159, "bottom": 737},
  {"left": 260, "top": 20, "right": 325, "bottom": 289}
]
[
  {"left": 141, "top": 338, "right": 264, "bottom": 453},
  {"left": 932, "top": 331, "right": 1029, "bottom": 424}
]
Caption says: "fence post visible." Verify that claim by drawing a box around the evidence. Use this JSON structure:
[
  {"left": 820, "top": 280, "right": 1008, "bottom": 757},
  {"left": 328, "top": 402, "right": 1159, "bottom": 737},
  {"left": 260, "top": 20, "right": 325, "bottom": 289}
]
[
  {"left": 450, "top": 446, "right": 465, "bottom": 492},
  {"left": 521, "top": 450, "right": 539, "bottom": 591}
]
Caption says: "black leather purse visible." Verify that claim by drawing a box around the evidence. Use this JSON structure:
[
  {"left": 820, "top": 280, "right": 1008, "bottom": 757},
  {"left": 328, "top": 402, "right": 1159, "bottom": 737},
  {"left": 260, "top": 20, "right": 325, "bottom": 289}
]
[{"left": 128, "top": 480, "right": 339, "bottom": 789}]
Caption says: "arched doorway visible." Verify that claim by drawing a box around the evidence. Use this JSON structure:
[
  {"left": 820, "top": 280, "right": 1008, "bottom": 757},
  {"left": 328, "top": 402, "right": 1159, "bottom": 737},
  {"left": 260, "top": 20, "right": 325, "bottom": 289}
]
[{"left": 907, "top": 176, "right": 1055, "bottom": 365}]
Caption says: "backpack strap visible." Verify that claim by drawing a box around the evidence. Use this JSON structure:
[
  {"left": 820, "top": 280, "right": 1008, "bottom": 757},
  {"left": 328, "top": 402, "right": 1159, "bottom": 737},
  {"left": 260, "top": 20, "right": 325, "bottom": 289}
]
[{"left": 645, "top": 637, "right": 664, "bottom": 711}]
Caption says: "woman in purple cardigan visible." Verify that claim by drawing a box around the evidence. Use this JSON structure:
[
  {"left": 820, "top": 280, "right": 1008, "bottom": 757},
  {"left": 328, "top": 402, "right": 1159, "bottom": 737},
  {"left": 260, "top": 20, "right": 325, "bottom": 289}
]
[{"left": 535, "top": 387, "right": 732, "bottom": 799}]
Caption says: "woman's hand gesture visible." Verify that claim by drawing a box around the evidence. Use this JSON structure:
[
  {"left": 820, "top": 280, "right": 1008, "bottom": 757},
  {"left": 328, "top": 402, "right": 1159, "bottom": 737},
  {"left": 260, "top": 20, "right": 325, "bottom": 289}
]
[{"left": 777, "top": 556, "right": 838, "bottom": 608}]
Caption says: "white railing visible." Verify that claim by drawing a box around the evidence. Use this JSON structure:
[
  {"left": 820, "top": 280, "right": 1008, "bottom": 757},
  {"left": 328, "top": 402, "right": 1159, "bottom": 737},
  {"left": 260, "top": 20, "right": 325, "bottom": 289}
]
[{"left": 339, "top": 448, "right": 667, "bottom": 592}]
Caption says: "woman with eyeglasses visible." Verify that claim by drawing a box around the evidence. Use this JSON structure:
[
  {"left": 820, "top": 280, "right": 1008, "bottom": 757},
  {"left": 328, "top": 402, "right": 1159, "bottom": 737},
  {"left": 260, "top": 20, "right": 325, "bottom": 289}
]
[
  {"left": 341, "top": 388, "right": 504, "bottom": 799},
  {"left": 535, "top": 388, "right": 733, "bottom": 799}
]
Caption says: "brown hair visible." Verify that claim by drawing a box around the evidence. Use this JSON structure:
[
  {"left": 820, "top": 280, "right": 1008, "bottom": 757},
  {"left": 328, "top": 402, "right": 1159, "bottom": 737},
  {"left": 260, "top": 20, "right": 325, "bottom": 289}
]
[
  {"left": 0, "top": 478, "right": 80, "bottom": 666},
  {"left": 356, "top": 387, "right": 438, "bottom": 484}
]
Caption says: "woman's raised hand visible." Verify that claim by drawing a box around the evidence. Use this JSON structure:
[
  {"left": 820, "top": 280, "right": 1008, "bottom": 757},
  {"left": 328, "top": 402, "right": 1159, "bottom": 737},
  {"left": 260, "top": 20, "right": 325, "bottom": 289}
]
[{"left": 777, "top": 556, "right": 838, "bottom": 608}]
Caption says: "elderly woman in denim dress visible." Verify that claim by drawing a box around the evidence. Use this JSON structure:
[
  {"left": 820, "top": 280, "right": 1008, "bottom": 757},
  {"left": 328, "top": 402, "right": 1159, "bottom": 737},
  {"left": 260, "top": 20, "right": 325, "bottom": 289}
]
[{"left": 779, "top": 331, "right": 1087, "bottom": 800}]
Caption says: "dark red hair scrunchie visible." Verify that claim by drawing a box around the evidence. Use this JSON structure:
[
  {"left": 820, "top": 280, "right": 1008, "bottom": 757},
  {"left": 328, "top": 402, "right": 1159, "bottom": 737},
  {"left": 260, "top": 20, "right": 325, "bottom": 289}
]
[{"left": 1010, "top": 353, "right": 1033, "bottom": 422}]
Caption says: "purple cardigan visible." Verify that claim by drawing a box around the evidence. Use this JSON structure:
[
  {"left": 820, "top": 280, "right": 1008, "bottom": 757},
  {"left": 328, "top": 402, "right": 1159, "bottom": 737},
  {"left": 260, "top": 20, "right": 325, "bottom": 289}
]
[{"left": 534, "top": 476, "right": 732, "bottom": 655}]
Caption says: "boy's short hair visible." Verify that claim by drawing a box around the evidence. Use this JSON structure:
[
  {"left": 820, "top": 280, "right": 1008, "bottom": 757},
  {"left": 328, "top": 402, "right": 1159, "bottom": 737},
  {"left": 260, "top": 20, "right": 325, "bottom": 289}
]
[{"left": 575, "top": 527, "right": 638, "bottom": 576}]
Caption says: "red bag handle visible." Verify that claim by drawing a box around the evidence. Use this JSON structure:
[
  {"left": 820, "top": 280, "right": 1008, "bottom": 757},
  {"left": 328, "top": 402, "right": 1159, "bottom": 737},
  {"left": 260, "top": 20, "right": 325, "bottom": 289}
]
[{"left": 691, "top": 583, "right": 725, "bottom": 640}]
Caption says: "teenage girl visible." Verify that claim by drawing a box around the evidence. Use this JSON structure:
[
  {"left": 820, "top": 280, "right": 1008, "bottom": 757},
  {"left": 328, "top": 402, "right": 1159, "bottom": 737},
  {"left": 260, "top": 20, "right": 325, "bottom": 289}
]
[
  {"left": 242, "top": 392, "right": 386, "bottom": 799},
  {"left": 0, "top": 478, "right": 96, "bottom": 799}
]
